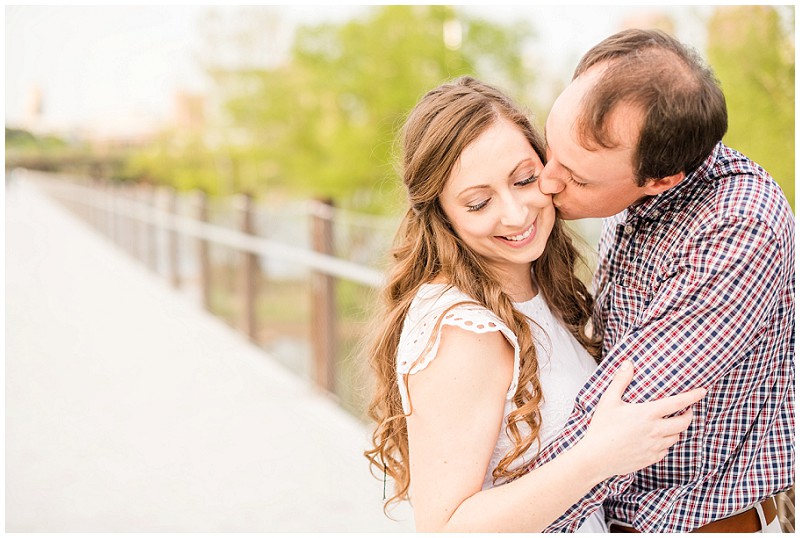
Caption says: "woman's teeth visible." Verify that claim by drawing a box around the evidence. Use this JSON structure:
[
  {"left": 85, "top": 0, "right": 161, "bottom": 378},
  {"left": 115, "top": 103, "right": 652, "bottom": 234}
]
[{"left": 502, "top": 223, "right": 534, "bottom": 242}]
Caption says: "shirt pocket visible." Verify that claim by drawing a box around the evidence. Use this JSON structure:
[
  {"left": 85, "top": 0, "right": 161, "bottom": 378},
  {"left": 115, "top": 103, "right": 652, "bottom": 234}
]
[{"left": 604, "top": 274, "right": 654, "bottom": 328}]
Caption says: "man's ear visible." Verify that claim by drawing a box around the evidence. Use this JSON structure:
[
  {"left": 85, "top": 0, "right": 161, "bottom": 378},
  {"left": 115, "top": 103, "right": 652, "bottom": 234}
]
[{"left": 642, "top": 171, "right": 685, "bottom": 196}]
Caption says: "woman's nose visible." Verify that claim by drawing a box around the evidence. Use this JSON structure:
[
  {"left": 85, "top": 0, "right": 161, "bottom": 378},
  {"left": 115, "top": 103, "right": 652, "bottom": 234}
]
[{"left": 500, "top": 196, "right": 529, "bottom": 227}]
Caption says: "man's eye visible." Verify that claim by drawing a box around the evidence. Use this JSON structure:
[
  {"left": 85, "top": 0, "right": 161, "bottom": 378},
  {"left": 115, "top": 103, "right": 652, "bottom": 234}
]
[
  {"left": 467, "top": 199, "right": 490, "bottom": 212},
  {"left": 568, "top": 175, "right": 588, "bottom": 188}
]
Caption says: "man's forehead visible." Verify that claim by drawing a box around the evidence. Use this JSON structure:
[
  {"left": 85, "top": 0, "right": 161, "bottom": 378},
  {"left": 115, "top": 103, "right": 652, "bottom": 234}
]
[{"left": 546, "top": 72, "right": 597, "bottom": 137}]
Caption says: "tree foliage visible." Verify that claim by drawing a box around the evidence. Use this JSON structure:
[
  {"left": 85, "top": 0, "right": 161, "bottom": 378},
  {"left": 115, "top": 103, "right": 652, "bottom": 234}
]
[
  {"left": 125, "top": 6, "right": 795, "bottom": 216},
  {"left": 6, "top": 127, "right": 68, "bottom": 151},
  {"left": 210, "top": 5, "right": 534, "bottom": 210},
  {"left": 706, "top": 5, "right": 795, "bottom": 208},
  {"left": 121, "top": 130, "right": 223, "bottom": 193}
]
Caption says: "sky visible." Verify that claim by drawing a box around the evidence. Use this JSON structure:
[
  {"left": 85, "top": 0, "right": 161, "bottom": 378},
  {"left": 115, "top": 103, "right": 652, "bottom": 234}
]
[{"left": 5, "top": 4, "right": 717, "bottom": 138}]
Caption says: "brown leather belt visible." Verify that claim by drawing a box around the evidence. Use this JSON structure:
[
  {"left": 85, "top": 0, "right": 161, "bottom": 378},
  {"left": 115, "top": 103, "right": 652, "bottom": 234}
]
[{"left": 609, "top": 497, "right": 778, "bottom": 533}]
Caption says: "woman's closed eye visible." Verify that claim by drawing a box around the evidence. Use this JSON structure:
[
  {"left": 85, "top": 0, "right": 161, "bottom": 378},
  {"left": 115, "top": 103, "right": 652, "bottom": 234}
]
[
  {"left": 467, "top": 199, "right": 490, "bottom": 212},
  {"left": 514, "top": 173, "right": 539, "bottom": 187},
  {"left": 466, "top": 173, "right": 540, "bottom": 212}
]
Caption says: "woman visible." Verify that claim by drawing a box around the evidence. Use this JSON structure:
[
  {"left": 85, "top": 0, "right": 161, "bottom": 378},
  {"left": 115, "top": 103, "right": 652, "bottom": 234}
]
[{"left": 364, "top": 77, "right": 706, "bottom": 532}]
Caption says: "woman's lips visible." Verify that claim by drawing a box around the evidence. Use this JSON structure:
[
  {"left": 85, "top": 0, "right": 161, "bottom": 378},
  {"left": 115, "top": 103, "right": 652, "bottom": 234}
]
[{"left": 495, "top": 220, "right": 537, "bottom": 248}]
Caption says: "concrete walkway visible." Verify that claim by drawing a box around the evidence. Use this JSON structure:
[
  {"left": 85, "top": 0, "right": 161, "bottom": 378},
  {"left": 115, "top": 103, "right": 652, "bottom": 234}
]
[{"left": 5, "top": 176, "right": 414, "bottom": 532}]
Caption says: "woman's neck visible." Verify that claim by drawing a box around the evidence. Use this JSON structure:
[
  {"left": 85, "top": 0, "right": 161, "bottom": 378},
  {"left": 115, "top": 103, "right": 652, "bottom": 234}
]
[
  {"left": 429, "top": 264, "right": 537, "bottom": 302},
  {"left": 498, "top": 264, "right": 537, "bottom": 302},
  {"left": 504, "top": 284, "right": 536, "bottom": 303}
]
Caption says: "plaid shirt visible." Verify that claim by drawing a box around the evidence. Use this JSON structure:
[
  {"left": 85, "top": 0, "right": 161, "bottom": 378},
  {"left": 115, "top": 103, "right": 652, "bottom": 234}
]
[{"left": 535, "top": 142, "right": 795, "bottom": 533}]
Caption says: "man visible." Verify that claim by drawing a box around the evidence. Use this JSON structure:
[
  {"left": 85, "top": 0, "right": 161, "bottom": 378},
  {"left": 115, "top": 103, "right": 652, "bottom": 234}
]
[{"left": 533, "top": 29, "right": 794, "bottom": 533}]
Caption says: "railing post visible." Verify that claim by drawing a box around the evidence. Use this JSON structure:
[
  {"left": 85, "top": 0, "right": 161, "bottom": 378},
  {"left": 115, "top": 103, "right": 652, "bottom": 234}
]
[
  {"left": 109, "top": 183, "right": 122, "bottom": 247},
  {"left": 238, "top": 193, "right": 259, "bottom": 341},
  {"left": 146, "top": 184, "right": 158, "bottom": 273},
  {"left": 93, "top": 177, "right": 103, "bottom": 231},
  {"left": 196, "top": 191, "right": 212, "bottom": 311},
  {"left": 133, "top": 185, "right": 144, "bottom": 262},
  {"left": 80, "top": 177, "right": 92, "bottom": 224},
  {"left": 166, "top": 187, "right": 181, "bottom": 289},
  {"left": 122, "top": 184, "right": 138, "bottom": 259},
  {"left": 119, "top": 183, "right": 130, "bottom": 253},
  {"left": 310, "top": 198, "right": 337, "bottom": 393},
  {"left": 88, "top": 177, "right": 98, "bottom": 230},
  {"left": 103, "top": 179, "right": 113, "bottom": 239}
]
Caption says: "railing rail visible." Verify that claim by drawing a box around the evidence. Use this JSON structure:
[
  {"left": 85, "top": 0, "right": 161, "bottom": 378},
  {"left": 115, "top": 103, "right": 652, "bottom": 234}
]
[
  {"left": 32, "top": 172, "right": 386, "bottom": 412},
  {"left": 44, "top": 180, "right": 384, "bottom": 287}
]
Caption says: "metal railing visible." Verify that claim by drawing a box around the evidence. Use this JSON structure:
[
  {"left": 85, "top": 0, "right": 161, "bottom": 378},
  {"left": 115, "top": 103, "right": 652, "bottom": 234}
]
[
  {"left": 29, "top": 171, "right": 388, "bottom": 418},
  {"left": 25, "top": 170, "right": 795, "bottom": 530}
]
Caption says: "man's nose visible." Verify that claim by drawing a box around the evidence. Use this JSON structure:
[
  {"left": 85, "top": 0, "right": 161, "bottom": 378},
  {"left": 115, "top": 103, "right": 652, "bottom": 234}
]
[{"left": 539, "top": 161, "right": 566, "bottom": 195}]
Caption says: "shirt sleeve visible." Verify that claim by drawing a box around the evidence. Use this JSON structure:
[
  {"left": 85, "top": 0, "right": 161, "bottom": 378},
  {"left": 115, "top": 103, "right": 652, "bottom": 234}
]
[{"left": 534, "top": 215, "right": 786, "bottom": 532}]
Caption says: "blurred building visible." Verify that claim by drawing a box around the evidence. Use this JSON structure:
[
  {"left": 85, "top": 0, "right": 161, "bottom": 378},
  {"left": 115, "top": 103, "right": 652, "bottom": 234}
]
[
  {"left": 620, "top": 10, "right": 675, "bottom": 34},
  {"left": 23, "top": 84, "right": 44, "bottom": 133},
  {"left": 75, "top": 90, "right": 207, "bottom": 153},
  {"left": 173, "top": 91, "right": 206, "bottom": 133}
]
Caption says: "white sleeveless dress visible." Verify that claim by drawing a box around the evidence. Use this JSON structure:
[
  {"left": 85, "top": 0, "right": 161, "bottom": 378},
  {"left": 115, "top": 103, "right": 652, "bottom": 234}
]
[{"left": 396, "top": 283, "right": 607, "bottom": 533}]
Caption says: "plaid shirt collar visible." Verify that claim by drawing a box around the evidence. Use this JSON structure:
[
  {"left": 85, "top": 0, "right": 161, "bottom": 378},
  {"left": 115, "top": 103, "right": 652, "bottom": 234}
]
[{"left": 622, "top": 141, "right": 723, "bottom": 224}]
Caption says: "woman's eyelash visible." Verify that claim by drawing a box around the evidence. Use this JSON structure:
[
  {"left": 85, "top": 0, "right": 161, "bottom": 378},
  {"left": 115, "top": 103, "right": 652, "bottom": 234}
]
[
  {"left": 467, "top": 199, "right": 490, "bottom": 212},
  {"left": 466, "top": 173, "right": 540, "bottom": 211},
  {"left": 515, "top": 173, "right": 539, "bottom": 186}
]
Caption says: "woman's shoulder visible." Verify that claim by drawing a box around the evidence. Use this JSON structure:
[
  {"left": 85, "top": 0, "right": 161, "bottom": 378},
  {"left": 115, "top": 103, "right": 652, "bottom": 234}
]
[
  {"left": 407, "top": 283, "right": 498, "bottom": 325},
  {"left": 396, "top": 284, "right": 522, "bottom": 414}
]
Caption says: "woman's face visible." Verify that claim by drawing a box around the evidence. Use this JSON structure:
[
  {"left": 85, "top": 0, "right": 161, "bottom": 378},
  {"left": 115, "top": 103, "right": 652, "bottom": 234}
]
[{"left": 439, "top": 117, "right": 555, "bottom": 284}]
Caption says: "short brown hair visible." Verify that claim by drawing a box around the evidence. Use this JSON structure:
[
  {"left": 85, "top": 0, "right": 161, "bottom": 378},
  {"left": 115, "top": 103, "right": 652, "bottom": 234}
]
[{"left": 574, "top": 29, "right": 727, "bottom": 186}]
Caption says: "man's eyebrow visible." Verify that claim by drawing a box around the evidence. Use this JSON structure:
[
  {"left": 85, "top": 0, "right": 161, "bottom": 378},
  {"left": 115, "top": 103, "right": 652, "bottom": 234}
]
[
  {"left": 543, "top": 133, "right": 588, "bottom": 182},
  {"left": 567, "top": 164, "right": 587, "bottom": 181},
  {"left": 560, "top": 161, "right": 588, "bottom": 182},
  {"left": 544, "top": 115, "right": 594, "bottom": 180}
]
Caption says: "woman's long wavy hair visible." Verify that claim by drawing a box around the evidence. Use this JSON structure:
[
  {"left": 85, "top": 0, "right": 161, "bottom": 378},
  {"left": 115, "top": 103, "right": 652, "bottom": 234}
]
[{"left": 364, "top": 76, "right": 600, "bottom": 512}]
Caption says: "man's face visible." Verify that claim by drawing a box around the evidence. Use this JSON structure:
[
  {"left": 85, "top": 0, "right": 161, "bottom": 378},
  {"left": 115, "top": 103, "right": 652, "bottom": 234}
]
[{"left": 539, "top": 67, "right": 656, "bottom": 220}]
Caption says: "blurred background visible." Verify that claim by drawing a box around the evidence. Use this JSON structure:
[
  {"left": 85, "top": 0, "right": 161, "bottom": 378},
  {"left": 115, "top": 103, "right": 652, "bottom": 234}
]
[
  {"left": 7, "top": 5, "right": 795, "bottom": 205},
  {"left": 5, "top": 4, "right": 795, "bottom": 532}
]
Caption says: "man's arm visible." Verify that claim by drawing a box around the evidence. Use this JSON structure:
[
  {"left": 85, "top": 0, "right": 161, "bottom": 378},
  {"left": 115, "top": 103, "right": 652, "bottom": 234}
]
[{"left": 535, "top": 216, "right": 787, "bottom": 532}]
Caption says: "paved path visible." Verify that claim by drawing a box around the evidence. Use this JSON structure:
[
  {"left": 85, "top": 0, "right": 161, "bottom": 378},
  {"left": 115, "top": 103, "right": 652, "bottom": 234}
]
[{"left": 5, "top": 176, "right": 414, "bottom": 532}]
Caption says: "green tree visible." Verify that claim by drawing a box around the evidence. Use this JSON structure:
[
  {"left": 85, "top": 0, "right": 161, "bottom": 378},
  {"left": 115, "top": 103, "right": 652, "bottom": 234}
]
[
  {"left": 213, "top": 5, "right": 535, "bottom": 210},
  {"left": 706, "top": 5, "right": 795, "bottom": 208},
  {"left": 122, "top": 130, "right": 223, "bottom": 194}
]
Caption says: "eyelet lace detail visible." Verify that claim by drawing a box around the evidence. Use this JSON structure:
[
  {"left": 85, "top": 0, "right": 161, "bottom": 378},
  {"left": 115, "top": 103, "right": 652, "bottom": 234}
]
[{"left": 396, "top": 284, "right": 521, "bottom": 415}]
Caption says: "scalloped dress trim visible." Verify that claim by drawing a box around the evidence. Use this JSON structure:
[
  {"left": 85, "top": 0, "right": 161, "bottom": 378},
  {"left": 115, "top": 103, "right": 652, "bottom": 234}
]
[{"left": 396, "top": 284, "right": 521, "bottom": 415}]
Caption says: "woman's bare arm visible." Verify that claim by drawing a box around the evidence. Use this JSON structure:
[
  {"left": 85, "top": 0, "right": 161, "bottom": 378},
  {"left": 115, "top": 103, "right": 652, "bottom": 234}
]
[{"left": 406, "top": 326, "right": 705, "bottom": 532}]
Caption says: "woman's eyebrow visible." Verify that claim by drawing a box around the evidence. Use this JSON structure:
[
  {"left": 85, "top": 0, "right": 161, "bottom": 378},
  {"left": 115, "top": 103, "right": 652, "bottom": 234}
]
[
  {"left": 456, "top": 159, "right": 534, "bottom": 198},
  {"left": 456, "top": 183, "right": 491, "bottom": 199},
  {"left": 508, "top": 158, "right": 534, "bottom": 177}
]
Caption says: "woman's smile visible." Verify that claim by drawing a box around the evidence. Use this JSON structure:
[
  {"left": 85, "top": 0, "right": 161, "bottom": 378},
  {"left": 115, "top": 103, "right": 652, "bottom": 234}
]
[{"left": 496, "top": 219, "right": 537, "bottom": 247}]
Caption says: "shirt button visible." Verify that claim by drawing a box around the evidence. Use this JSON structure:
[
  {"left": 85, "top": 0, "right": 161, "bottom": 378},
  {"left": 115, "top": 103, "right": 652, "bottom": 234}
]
[
  {"left": 651, "top": 210, "right": 662, "bottom": 218},
  {"left": 624, "top": 224, "right": 635, "bottom": 235}
]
